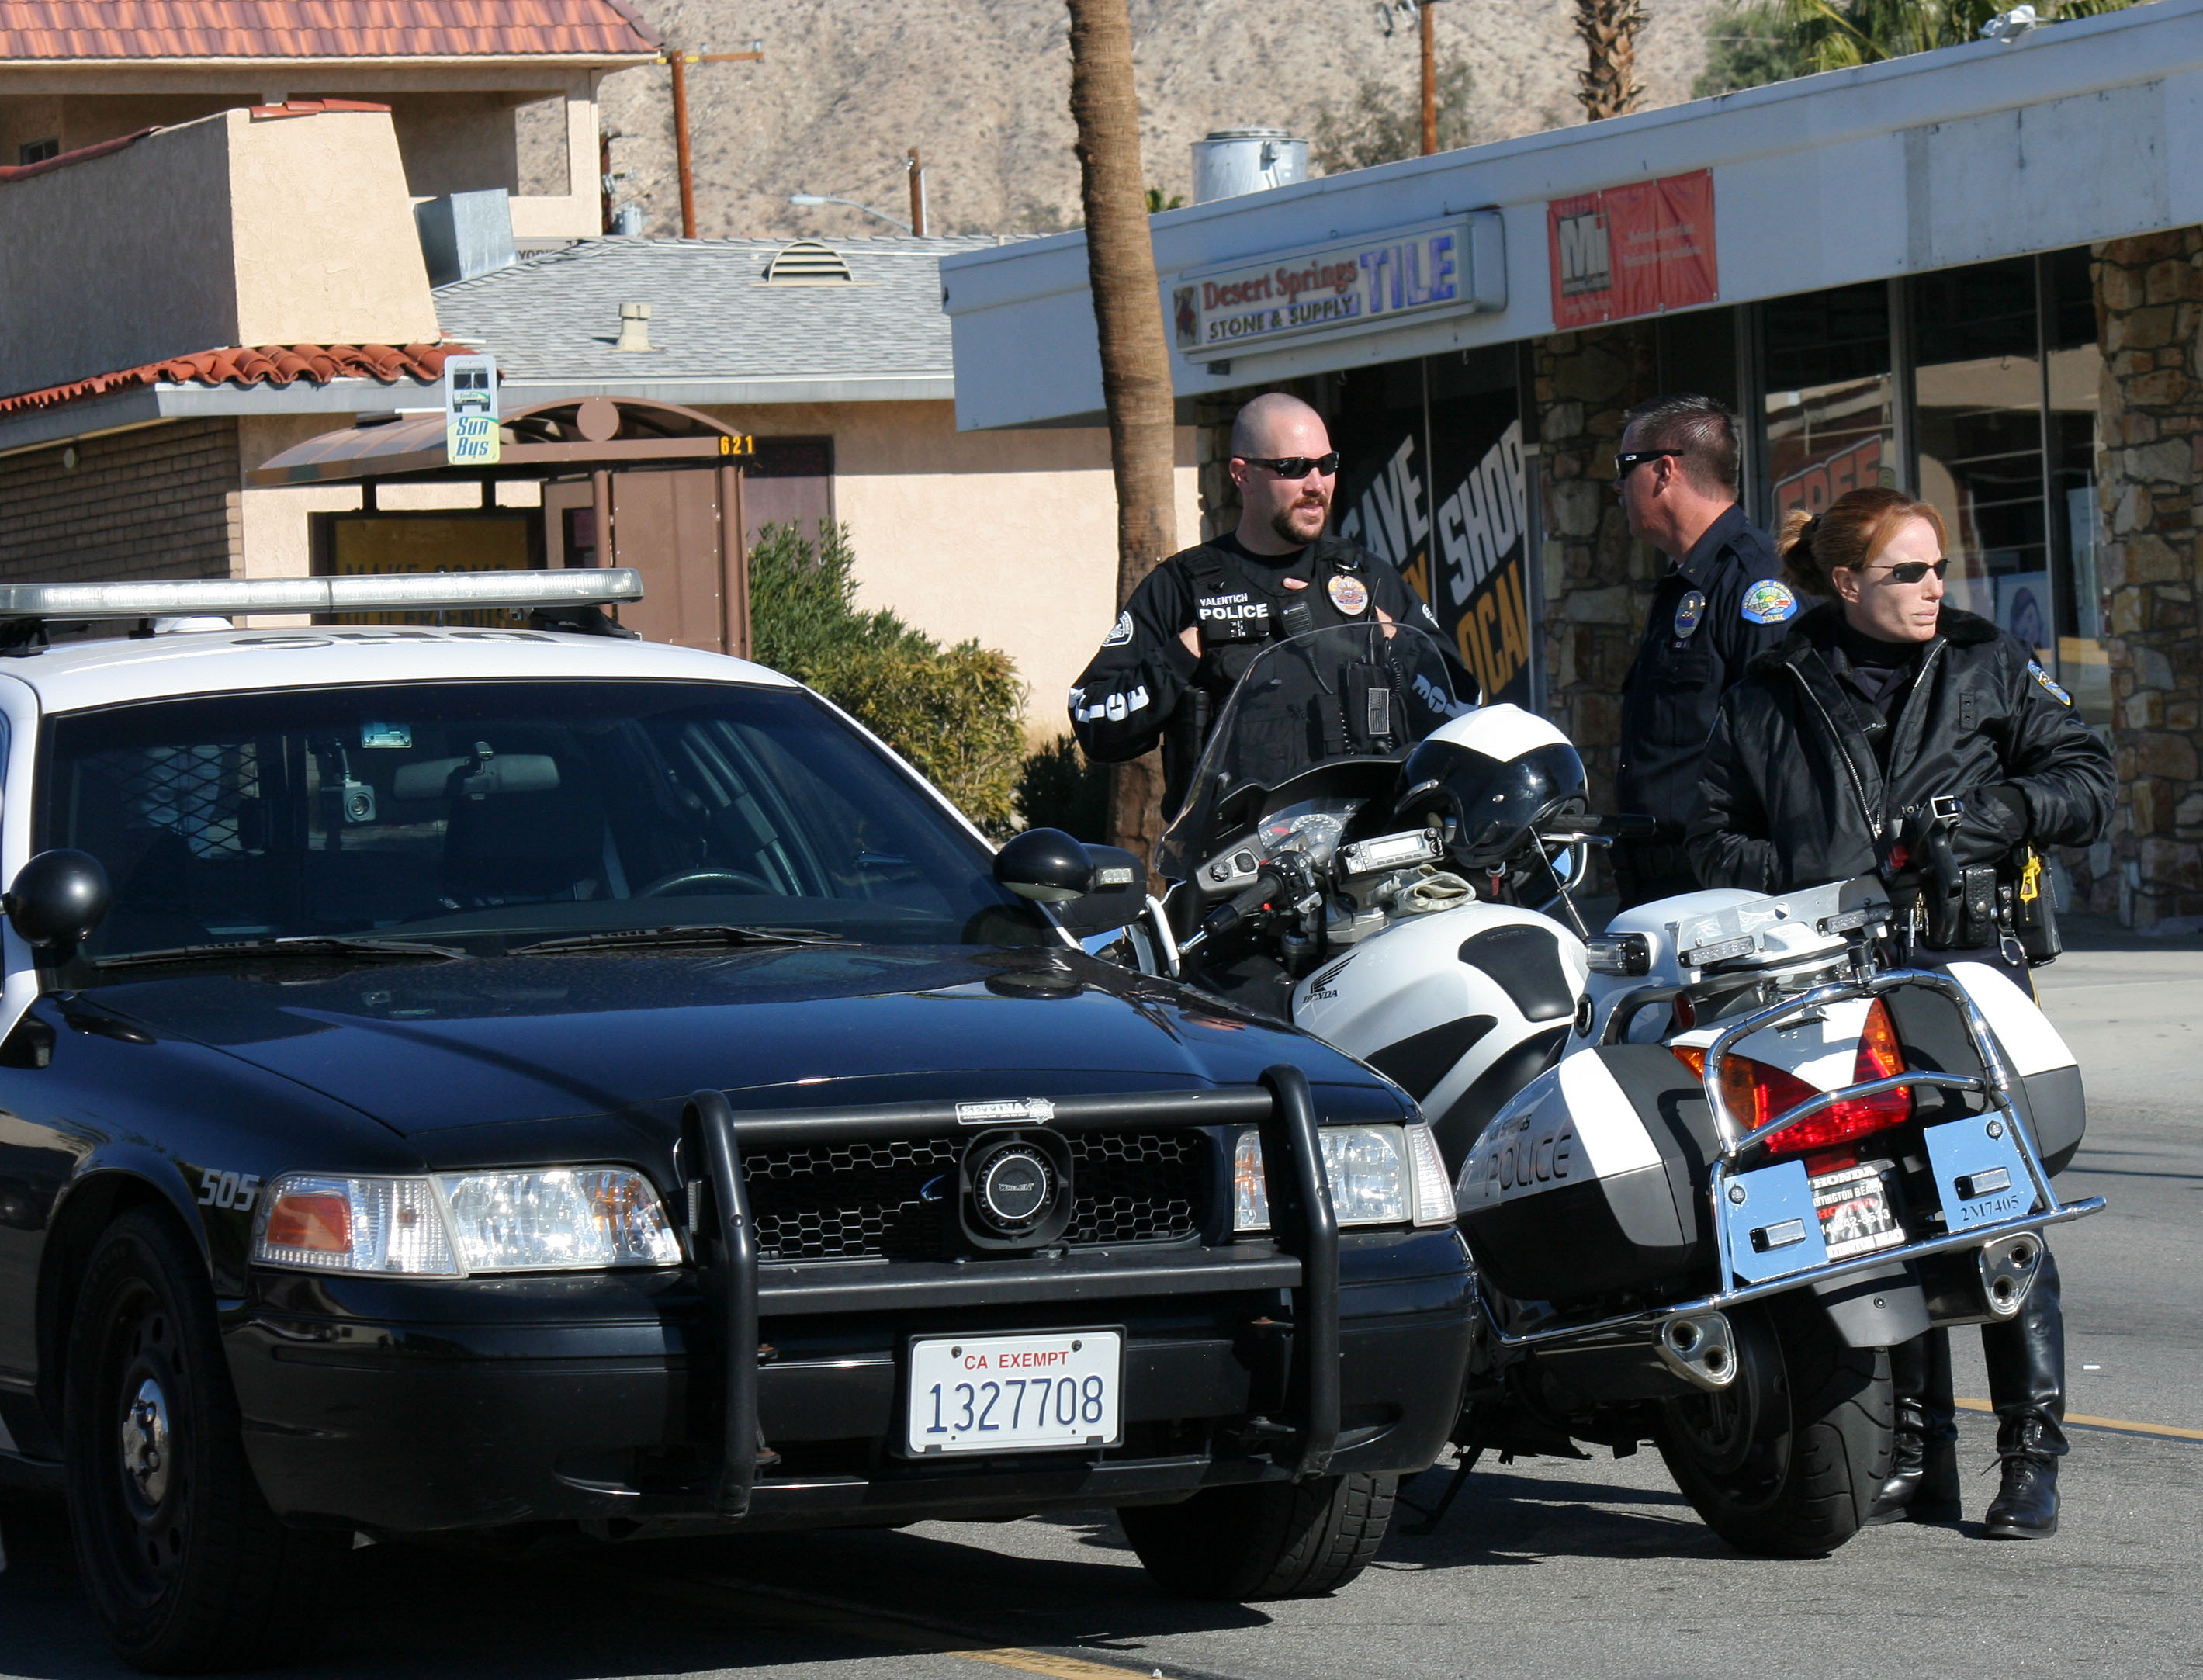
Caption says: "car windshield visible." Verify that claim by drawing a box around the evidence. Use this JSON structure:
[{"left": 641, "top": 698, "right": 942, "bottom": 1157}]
[
  {"left": 40, "top": 680, "right": 1051, "bottom": 959},
  {"left": 1154, "top": 622, "right": 1470, "bottom": 879}
]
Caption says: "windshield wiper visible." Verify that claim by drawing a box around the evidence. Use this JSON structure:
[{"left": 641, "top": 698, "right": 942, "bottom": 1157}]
[
  {"left": 97, "top": 935, "right": 468, "bottom": 971},
  {"left": 511, "top": 924, "right": 850, "bottom": 955}
]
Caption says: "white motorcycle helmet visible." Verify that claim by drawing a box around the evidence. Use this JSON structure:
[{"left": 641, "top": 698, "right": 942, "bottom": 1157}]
[{"left": 1391, "top": 705, "right": 1588, "bottom": 871}]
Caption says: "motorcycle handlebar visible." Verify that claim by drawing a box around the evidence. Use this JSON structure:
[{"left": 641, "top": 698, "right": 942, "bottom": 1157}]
[{"left": 1533, "top": 812, "right": 1657, "bottom": 840}]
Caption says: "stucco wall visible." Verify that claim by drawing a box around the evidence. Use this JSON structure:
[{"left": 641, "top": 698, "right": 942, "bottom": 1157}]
[
  {"left": 0, "top": 106, "right": 437, "bottom": 397},
  {"left": 705, "top": 400, "right": 1199, "bottom": 738}
]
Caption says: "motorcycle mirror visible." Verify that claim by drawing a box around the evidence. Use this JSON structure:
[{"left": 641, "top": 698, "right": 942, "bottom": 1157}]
[
  {"left": 993, "top": 829, "right": 1095, "bottom": 903},
  {"left": 4, "top": 848, "right": 112, "bottom": 953}
]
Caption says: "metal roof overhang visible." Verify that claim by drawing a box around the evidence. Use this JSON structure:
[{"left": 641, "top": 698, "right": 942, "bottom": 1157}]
[
  {"left": 248, "top": 397, "right": 742, "bottom": 486},
  {"left": 941, "top": 0, "right": 2203, "bottom": 430}
]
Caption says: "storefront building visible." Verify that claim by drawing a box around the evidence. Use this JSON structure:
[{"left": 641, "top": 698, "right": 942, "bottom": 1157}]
[{"left": 944, "top": 0, "right": 2203, "bottom": 925}]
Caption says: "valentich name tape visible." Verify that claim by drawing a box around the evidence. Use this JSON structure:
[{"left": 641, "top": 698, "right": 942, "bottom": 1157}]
[{"left": 1170, "top": 212, "right": 1505, "bottom": 361}]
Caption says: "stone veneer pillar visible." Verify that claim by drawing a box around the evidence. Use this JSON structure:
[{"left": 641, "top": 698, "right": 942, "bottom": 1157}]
[
  {"left": 2091, "top": 228, "right": 2203, "bottom": 927},
  {"left": 1530, "top": 324, "right": 1658, "bottom": 814}
]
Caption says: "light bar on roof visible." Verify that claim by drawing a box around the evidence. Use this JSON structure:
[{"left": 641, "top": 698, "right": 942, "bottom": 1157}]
[{"left": 0, "top": 570, "right": 645, "bottom": 620}]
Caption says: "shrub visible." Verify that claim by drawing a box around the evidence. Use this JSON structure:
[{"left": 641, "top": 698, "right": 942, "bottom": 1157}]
[
  {"left": 1016, "top": 735, "right": 1111, "bottom": 843},
  {"left": 747, "top": 521, "right": 1027, "bottom": 838}
]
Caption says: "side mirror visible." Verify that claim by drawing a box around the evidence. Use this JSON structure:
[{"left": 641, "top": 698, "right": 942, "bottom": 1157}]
[
  {"left": 5, "top": 849, "right": 112, "bottom": 953},
  {"left": 993, "top": 828, "right": 1093, "bottom": 903},
  {"left": 1054, "top": 843, "right": 1148, "bottom": 939}
]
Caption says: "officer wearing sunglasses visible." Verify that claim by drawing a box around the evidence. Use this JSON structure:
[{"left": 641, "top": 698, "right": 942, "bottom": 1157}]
[
  {"left": 1688, "top": 483, "right": 2113, "bottom": 1545},
  {"left": 1611, "top": 394, "right": 1796, "bottom": 908},
  {"left": 1069, "top": 391, "right": 1463, "bottom": 820}
]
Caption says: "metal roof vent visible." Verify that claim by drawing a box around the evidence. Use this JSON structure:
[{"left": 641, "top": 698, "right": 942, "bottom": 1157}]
[{"left": 764, "top": 240, "right": 854, "bottom": 285}]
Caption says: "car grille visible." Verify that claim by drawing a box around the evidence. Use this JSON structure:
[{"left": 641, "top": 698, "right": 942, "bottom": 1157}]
[{"left": 743, "top": 1131, "right": 1207, "bottom": 1262}]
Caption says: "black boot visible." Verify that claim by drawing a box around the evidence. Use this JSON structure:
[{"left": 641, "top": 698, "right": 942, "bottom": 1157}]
[
  {"left": 1867, "top": 1331, "right": 1961, "bottom": 1524},
  {"left": 1982, "top": 1248, "right": 2066, "bottom": 1540}
]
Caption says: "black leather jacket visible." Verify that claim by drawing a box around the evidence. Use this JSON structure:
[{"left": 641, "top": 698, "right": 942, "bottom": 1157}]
[{"left": 1686, "top": 603, "right": 2115, "bottom": 895}]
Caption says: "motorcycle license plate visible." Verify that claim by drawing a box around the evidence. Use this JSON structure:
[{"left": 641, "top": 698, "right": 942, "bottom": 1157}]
[
  {"left": 906, "top": 1330, "right": 1123, "bottom": 1455},
  {"left": 1811, "top": 1162, "right": 1904, "bottom": 1262}
]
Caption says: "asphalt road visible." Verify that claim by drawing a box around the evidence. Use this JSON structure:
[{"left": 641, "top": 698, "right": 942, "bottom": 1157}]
[{"left": 5, "top": 923, "right": 2199, "bottom": 1680}]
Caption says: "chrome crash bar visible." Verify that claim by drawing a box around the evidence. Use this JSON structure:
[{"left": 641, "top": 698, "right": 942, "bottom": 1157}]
[{"left": 1488, "top": 968, "right": 2102, "bottom": 1356}]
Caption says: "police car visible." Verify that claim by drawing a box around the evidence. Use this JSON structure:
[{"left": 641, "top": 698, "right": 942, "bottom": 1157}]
[{"left": 0, "top": 572, "right": 1473, "bottom": 1671}]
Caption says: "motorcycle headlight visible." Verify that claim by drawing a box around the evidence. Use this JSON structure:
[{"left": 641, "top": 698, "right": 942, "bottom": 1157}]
[
  {"left": 253, "top": 1167, "right": 681, "bottom": 1276},
  {"left": 1233, "top": 1122, "right": 1454, "bottom": 1231}
]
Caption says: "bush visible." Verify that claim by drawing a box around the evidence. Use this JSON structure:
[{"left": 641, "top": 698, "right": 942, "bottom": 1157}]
[
  {"left": 1016, "top": 735, "right": 1111, "bottom": 843},
  {"left": 746, "top": 521, "right": 1028, "bottom": 838}
]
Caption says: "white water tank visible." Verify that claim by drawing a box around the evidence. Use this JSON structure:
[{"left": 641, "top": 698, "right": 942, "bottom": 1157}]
[{"left": 1190, "top": 128, "right": 1308, "bottom": 205}]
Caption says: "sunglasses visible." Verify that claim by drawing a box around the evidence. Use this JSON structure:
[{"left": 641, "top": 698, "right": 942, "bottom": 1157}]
[
  {"left": 1612, "top": 449, "right": 1683, "bottom": 481},
  {"left": 1240, "top": 452, "right": 1341, "bottom": 480},
  {"left": 1872, "top": 559, "right": 1950, "bottom": 584}
]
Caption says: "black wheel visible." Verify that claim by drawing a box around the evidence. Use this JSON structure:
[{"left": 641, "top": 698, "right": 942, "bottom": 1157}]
[
  {"left": 64, "top": 1208, "right": 338, "bottom": 1672},
  {"left": 1653, "top": 1297, "right": 1893, "bottom": 1557},
  {"left": 1117, "top": 1473, "right": 1395, "bottom": 1599}
]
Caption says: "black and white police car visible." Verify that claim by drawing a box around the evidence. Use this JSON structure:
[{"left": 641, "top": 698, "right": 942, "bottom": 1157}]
[{"left": 0, "top": 571, "right": 1474, "bottom": 1671}]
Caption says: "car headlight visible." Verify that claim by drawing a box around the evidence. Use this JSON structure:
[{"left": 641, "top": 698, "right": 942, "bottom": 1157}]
[
  {"left": 442, "top": 1168, "right": 684, "bottom": 1272},
  {"left": 1233, "top": 1122, "right": 1455, "bottom": 1231},
  {"left": 253, "top": 1168, "right": 682, "bottom": 1276}
]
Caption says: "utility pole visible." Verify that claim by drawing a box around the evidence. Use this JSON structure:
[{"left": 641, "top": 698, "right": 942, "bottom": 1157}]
[
  {"left": 1420, "top": 0, "right": 1437, "bottom": 154},
  {"left": 906, "top": 147, "right": 928, "bottom": 237},
  {"left": 664, "top": 41, "right": 765, "bottom": 238}
]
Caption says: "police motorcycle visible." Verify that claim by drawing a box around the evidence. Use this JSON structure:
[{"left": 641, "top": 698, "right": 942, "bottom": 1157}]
[{"left": 1082, "top": 620, "right": 2104, "bottom": 1557}]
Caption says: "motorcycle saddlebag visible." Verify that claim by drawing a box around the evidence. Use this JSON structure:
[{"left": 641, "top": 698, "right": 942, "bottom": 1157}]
[
  {"left": 1457, "top": 1044, "right": 1720, "bottom": 1307},
  {"left": 1880, "top": 970, "right": 2086, "bottom": 1176}
]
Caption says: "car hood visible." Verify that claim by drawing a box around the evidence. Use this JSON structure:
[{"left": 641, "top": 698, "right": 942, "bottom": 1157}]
[{"left": 87, "top": 945, "right": 1389, "bottom": 1137}]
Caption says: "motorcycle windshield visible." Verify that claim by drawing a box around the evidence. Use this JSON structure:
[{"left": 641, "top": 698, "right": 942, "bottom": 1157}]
[{"left": 1155, "top": 621, "right": 1471, "bottom": 879}]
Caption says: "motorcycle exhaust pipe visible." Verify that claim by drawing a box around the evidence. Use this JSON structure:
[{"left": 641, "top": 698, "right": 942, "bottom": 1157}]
[
  {"left": 1652, "top": 1311, "right": 1737, "bottom": 1392},
  {"left": 1918, "top": 1235, "right": 2044, "bottom": 1325}
]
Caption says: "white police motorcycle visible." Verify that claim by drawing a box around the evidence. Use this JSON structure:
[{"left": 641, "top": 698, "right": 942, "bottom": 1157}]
[{"left": 1079, "top": 621, "right": 2103, "bottom": 1555}]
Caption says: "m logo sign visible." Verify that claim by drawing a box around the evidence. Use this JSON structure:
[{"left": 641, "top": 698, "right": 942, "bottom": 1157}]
[{"left": 1555, "top": 210, "right": 1610, "bottom": 297}]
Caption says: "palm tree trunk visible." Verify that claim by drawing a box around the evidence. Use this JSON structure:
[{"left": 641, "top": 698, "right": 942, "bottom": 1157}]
[
  {"left": 1574, "top": 0, "right": 1647, "bottom": 121},
  {"left": 1065, "top": 0, "right": 1177, "bottom": 861}
]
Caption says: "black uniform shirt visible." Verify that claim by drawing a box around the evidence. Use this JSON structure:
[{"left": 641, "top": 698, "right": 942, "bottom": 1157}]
[
  {"left": 1068, "top": 531, "right": 1454, "bottom": 816},
  {"left": 1615, "top": 504, "right": 1796, "bottom": 836}
]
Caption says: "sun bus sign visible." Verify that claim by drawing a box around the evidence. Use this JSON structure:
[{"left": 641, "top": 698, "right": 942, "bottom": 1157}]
[
  {"left": 443, "top": 352, "right": 500, "bottom": 466},
  {"left": 1171, "top": 217, "right": 1491, "bottom": 362}
]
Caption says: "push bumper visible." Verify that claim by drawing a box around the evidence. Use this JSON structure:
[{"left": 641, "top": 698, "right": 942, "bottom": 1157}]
[{"left": 227, "top": 1069, "right": 1472, "bottom": 1534}]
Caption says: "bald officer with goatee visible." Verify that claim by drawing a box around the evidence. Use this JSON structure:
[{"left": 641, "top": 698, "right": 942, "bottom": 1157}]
[{"left": 1069, "top": 392, "right": 1464, "bottom": 820}]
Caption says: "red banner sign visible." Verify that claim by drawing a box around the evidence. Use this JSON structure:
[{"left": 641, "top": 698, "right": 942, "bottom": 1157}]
[{"left": 1547, "top": 170, "right": 1718, "bottom": 330}]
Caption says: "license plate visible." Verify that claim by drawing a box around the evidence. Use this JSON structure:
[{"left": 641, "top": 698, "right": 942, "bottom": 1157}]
[
  {"left": 906, "top": 1330, "right": 1123, "bottom": 1455},
  {"left": 1811, "top": 1162, "right": 1905, "bottom": 1261}
]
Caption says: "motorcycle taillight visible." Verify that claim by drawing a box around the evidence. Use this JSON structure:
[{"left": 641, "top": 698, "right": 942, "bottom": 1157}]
[{"left": 1670, "top": 999, "right": 1913, "bottom": 1159}]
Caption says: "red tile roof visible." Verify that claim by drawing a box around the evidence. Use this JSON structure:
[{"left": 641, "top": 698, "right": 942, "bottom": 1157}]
[
  {"left": 0, "top": 3, "right": 660, "bottom": 61},
  {"left": 0, "top": 342, "right": 452, "bottom": 416}
]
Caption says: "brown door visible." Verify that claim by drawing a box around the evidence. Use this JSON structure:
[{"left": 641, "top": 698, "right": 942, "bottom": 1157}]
[{"left": 611, "top": 468, "right": 728, "bottom": 652}]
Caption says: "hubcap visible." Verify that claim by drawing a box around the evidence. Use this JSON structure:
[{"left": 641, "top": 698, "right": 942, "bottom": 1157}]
[{"left": 120, "top": 1376, "right": 171, "bottom": 1508}]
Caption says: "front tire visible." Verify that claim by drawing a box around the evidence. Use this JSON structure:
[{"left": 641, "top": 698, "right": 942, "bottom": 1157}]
[
  {"left": 1653, "top": 1297, "right": 1892, "bottom": 1557},
  {"left": 64, "top": 1208, "right": 338, "bottom": 1672},
  {"left": 1117, "top": 1473, "right": 1394, "bottom": 1599}
]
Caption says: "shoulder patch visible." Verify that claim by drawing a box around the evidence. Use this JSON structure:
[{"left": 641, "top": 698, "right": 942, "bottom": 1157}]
[
  {"left": 1101, "top": 610, "right": 1133, "bottom": 648},
  {"left": 1740, "top": 579, "right": 1798, "bottom": 625},
  {"left": 2028, "top": 660, "right": 2073, "bottom": 706}
]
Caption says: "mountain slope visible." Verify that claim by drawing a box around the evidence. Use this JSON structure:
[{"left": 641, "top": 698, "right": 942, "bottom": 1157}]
[{"left": 587, "top": 0, "right": 1721, "bottom": 241}]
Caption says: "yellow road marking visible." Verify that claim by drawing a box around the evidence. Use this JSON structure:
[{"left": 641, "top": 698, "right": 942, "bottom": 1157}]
[
  {"left": 1956, "top": 1398, "right": 2203, "bottom": 1442},
  {"left": 640, "top": 1575, "right": 1155, "bottom": 1678}
]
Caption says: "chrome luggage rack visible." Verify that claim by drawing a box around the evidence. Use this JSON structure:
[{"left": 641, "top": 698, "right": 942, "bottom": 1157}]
[{"left": 1487, "top": 967, "right": 2104, "bottom": 1368}]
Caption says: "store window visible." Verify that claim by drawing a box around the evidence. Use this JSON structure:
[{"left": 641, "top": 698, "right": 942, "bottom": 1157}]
[
  {"left": 2043, "top": 247, "right": 2109, "bottom": 724},
  {"left": 1763, "top": 282, "right": 1895, "bottom": 519},
  {"left": 1912, "top": 259, "right": 2048, "bottom": 645}
]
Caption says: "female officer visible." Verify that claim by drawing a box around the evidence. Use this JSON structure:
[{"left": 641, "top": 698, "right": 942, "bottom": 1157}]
[{"left": 1686, "top": 485, "right": 2115, "bottom": 1540}]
